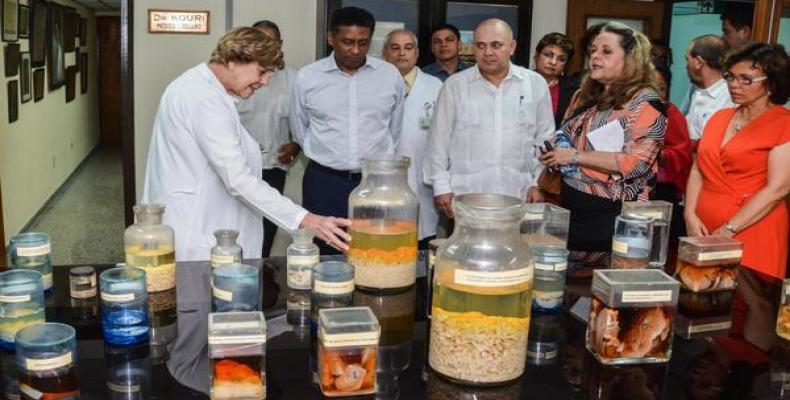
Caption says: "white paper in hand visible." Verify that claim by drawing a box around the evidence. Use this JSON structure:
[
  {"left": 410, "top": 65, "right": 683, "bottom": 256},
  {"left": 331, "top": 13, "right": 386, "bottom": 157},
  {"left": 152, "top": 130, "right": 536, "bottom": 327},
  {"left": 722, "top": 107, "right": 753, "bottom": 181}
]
[{"left": 586, "top": 120, "right": 625, "bottom": 152}]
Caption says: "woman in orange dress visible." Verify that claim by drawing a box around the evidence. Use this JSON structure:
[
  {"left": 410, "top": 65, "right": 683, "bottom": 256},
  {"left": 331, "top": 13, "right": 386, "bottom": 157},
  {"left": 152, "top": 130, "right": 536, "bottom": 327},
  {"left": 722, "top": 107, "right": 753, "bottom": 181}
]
[{"left": 685, "top": 43, "right": 790, "bottom": 352}]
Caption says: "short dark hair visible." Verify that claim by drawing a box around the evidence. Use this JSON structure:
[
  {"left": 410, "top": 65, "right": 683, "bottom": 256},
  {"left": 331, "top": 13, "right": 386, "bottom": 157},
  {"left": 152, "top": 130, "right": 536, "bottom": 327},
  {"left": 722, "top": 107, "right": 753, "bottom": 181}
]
[
  {"left": 252, "top": 20, "right": 281, "bottom": 41},
  {"left": 535, "top": 32, "right": 575, "bottom": 64},
  {"left": 329, "top": 7, "right": 375, "bottom": 35},
  {"left": 430, "top": 23, "right": 461, "bottom": 41},
  {"left": 723, "top": 43, "right": 790, "bottom": 104},
  {"left": 652, "top": 59, "right": 671, "bottom": 85},
  {"left": 649, "top": 37, "right": 667, "bottom": 48},
  {"left": 689, "top": 34, "right": 728, "bottom": 71},
  {"left": 720, "top": 3, "right": 754, "bottom": 30}
]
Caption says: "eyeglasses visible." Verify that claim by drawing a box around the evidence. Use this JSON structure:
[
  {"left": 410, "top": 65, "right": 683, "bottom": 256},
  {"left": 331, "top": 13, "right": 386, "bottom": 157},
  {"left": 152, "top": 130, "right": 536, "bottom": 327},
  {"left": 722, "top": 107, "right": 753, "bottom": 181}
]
[{"left": 722, "top": 72, "right": 768, "bottom": 86}]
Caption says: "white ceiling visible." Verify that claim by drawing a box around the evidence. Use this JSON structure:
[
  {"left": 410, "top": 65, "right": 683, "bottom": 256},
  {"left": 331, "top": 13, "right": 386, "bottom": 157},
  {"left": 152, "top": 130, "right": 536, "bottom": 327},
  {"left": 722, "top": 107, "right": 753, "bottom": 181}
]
[{"left": 71, "top": 0, "right": 121, "bottom": 11}]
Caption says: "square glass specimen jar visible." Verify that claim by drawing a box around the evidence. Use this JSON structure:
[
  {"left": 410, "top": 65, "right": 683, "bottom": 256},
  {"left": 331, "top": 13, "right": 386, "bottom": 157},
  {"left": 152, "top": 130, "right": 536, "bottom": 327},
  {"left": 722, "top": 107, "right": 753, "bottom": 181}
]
[
  {"left": 621, "top": 200, "right": 673, "bottom": 268},
  {"left": 675, "top": 236, "right": 742, "bottom": 293},
  {"left": 586, "top": 269, "right": 679, "bottom": 365},
  {"left": 318, "top": 307, "right": 380, "bottom": 397},
  {"left": 208, "top": 311, "right": 266, "bottom": 400}
]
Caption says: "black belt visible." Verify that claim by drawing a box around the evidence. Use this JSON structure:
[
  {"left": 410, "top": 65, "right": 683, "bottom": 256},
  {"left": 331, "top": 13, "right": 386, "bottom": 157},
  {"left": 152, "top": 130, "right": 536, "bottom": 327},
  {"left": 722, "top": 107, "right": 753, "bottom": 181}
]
[{"left": 308, "top": 160, "right": 362, "bottom": 180}]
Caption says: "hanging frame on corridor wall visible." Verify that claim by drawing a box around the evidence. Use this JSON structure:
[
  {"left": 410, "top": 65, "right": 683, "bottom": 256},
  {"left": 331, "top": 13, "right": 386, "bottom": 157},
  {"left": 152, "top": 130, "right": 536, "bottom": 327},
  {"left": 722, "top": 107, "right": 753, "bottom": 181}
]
[
  {"left": 2, "top": 0, "right": 18, "bottom": 42},
  {"left": 47, "top": 0, "right": 65, "bottom": 90},
  {"left": 30, "top": 0, "right": 45, "bottom": 67}
]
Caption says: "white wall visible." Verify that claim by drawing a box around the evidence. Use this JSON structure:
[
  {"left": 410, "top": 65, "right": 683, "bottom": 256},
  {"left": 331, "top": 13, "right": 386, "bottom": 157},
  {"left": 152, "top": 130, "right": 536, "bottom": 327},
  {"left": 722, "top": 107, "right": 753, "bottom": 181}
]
[
  {"left": 529, "top": 0, "right": 568, "bottom": 68},
  {"left": 1, "top": 0, "right": 99, "bottom": 244}
]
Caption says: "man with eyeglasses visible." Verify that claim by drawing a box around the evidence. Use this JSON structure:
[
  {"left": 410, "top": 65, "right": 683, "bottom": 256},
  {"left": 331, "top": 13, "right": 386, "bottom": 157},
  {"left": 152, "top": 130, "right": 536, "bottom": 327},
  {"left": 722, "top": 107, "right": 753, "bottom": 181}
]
[
  {"left": 426, "top": 19, "right": 554, "bottom": 223},
  {"left": 684, "top": 35, "right": 733, "bottom": 148}
]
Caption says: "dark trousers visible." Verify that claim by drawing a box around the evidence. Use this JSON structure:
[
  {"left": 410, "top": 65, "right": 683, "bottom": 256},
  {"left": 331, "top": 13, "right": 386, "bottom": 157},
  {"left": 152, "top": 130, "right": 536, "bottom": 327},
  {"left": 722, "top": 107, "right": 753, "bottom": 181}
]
[
  {"left": 262, "top": 168, "right": 287, "bottom": 257},
  {"left": 302, "top": 161, "right": 361, "bottom": 255}
]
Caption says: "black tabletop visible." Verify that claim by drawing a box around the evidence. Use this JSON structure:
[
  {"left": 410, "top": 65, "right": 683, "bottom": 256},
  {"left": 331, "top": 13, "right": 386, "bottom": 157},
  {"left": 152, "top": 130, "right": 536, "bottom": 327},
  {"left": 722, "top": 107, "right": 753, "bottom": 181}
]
[{"left": 1, "top": 257, "right": 787, "bottom": 400}]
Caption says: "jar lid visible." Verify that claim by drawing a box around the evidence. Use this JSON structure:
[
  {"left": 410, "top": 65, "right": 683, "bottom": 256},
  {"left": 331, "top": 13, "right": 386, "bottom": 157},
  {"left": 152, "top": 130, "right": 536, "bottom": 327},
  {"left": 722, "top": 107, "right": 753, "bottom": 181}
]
[
  {"left": 291, "top": 228, "right": 315, "bottom": 245},
  {"left": 70, "top": 266, "right": 95, "bottom": 277},
  {"left": 592, "top": 269, "right": 679, "bottom": 307}
]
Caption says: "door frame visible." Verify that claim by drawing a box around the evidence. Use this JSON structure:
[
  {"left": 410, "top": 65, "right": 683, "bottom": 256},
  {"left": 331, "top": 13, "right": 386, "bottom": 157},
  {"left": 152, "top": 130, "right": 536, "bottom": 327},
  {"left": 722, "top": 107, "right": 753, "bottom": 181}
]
[
  {"left": 0, "top": 181, "right": 5, "bottom": 268},
  {"left": 121, "top": 0, "right": 135, "bottom": 227}
]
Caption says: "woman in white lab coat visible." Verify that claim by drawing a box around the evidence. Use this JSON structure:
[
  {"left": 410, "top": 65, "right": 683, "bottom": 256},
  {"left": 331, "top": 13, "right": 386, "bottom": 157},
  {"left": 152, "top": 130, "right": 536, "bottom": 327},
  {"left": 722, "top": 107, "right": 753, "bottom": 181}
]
[{"left": 142, "top": 27, "right": 350, "bottom": 261}]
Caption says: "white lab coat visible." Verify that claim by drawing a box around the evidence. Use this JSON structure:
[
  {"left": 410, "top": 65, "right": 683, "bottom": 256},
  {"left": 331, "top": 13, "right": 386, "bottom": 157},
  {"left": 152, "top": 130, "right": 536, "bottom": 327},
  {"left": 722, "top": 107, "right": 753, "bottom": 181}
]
[
  {"left": 396, "top": 69, "right": 443, "bottom": 239},
  {"left": 141, "top": 63, "right": 307, "bottom": 262}
]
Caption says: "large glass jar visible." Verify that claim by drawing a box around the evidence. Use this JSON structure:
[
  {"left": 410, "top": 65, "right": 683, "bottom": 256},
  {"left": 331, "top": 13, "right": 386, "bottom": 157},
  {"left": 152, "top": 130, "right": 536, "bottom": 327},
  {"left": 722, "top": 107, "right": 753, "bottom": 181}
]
[
  {"left": 428, "top": 193, "right": 532, "bottom": 386},
  {"left": 124, "top": 204, "right": 176, "bottom": 293},
  {"left": 348, "top": 156, "right": 419, "bottom": 293}
]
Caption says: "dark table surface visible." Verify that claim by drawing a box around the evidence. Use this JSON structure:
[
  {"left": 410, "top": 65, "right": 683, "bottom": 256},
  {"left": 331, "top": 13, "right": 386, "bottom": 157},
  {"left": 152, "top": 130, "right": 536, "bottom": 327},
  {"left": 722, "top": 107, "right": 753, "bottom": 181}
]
[{"left": 1, "top": 256, "right": 788, "bottom": 400}]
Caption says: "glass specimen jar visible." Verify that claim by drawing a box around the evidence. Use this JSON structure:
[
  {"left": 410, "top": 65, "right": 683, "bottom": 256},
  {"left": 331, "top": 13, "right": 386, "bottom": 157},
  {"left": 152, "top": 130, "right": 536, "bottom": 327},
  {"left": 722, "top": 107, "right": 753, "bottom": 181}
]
[
  {"left": 675, "top": 236, "right": 742, "bottom": 293},
  {"left": 287, "top": 229, "right": 319, "bottom": 290},
  {"left": 211, "top": 264, "right": 260, "bottom": 312},
  {"left": 777, "top": 279, "right": 790, "bottom": 340},
  {"left": 211, "top": 230, "right": 243, "bottom": 268},
  {"left": 610, "top": 213, "right": 654, "bottom": 269},
  {"left": 69, "top": 266, "right": 97, "bottom": 299},
  {"left": 586, "top": 269, "right": 679, "bottom": 365},
  {"left": 9, "top": 233, "right": 53, "bottom": 292},
  {"left": 15, "top": 323, "right": 80, "bottom": 399},
  {"left": 124, "top": 204, "right": 176, "bottom": 293},
  {"left": 208, "top": 311, "right": 266, "bottom": 400},
  {"left": 520, "top": 203, "right": 570, "bottom": 249},
  {"left": 0, "top": 270, "right": 45, "bottom": 351},
  {"left": 429, "top": 193, "right": 533, "bottom": 386},
  {"left": 621, "top": 200, "right": 673, "bottom": 268},
  {"left": 318, "top": 307, "right": 380, "bottom": 397},
  {"left": 531, "top": 246, "right": 570, "bottom": 313},
  {"left": 348, "top": 156, "right": 419, "bottom": 293},
  {"left": 100, "top": 267, "right": 150, "bottom": 346},
  {"left": 312, "top": 261, "right": 355, "bottom": 314}
]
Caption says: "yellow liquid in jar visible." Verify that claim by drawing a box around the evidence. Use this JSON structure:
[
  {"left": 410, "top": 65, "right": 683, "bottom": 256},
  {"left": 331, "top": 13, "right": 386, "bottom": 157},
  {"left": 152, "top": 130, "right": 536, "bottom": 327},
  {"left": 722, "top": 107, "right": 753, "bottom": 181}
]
[
  {"left": 0, "top": 305, "right": 46, "bottom": 343},
  {"left": 125, "top": 246, "right": 176, "bottom": 292},
  {"left": 349, "top": 220, "right": 417, "bottom": 251}
]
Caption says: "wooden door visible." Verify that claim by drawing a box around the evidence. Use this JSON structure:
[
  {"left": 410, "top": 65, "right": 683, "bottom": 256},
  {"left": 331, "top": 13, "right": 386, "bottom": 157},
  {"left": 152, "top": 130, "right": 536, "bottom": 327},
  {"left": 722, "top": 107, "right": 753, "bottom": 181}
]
[
  {"left": 97, "top": 17, "right": 122, "bottom": 147},
  {"left": 565, "top": 0, "right": 665, "bottom": 74}
]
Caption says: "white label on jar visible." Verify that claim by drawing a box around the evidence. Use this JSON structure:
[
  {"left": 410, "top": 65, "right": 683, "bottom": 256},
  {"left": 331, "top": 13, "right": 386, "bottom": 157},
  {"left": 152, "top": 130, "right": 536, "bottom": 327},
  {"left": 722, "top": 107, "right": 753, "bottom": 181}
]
[
  {"left": 534, "top": 290, "right": 564, "bottom": 300},
  {"left": 19, "top": 384, "right": 42, "bottom": 399},
  {"left": 314, "top": 280, "right": 354, "bottom": 295},
  {"left": 287, "top": 300, "right": 310, "bottom": 311},
  {"left": 320, "top": 330, "right": 380, "bottom": 347},
  {"left": 0, "top": 294, "right": 31, "bottom": 303},
  {"left": 25, "top": 352, "right": 73, "bottom": 371},
  {"left": 634, "top": 210, "right": 665, "bottom": 220},
  {"left": 698, "top": 250, "right": 743, "bottom": 262},
  {"left": 212, "top": 285, "right": 233, "bottom": 302},
  {"left": 687, "top": 320, "right": 732, "bottom": 334},
  {"left": 71, "top": 288, "right": 97, "bottom": 299},
  {"left": 621, "top": 290, "right": 673, "bottom": 303},
  {"left": 534, "top": 262, "right": 567, "bottom": 272},
  {"left": 42, "top": 273, "right": 53, "bottom": 289},
  {"left": 16, "top": 243, "right": 51, "bottom": 257},
  {"left": 210, "top": 254, "right": 236, "bottom": 267},
  {"left": 288, "top": 255, "right": 319, "bottom": 267},
  {"left": 612, "top": 240, "right": 628, "bottom": 254},
  {"left": 453, "top": 268, "right": 532, "bottom": 287},
  {"left": 71, "top": 275, "right": 95, "bottom": 286},
  {"left": 523, "top": 212, "right": 544, "bottom": 221},
  {"left": 287, "top": 269, "right": 313, "bottom": 290},
  {"left": 208, "top": 334, "right": 266, "bottom": 345},
  {"left": 101, "top": 292, "right": 135, "bottom": 302}
]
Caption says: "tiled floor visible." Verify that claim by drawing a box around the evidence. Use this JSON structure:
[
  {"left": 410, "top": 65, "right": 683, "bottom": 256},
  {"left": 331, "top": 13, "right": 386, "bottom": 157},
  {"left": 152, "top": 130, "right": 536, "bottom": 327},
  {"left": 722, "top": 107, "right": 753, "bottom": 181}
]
[{"left": 24, "top": 146, "right": 125, "bottom": 265}]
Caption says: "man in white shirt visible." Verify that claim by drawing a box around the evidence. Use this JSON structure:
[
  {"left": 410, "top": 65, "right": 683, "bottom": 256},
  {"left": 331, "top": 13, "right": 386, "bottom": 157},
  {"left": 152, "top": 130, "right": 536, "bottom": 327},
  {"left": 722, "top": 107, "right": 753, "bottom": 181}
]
[
  {"left": 237, "top": 20, "right": 300, "bottom": 257},
  {"left": 684, "top": 35, "right": 733, "bottom": 146},
  {"left": 293, "top": 7, "right": 405, "bottom": 253},
  {"left": 426, "top": 19, "right": 554, "bottom": 220},
  {"left": 382, "top": 28, "right": 443, "bottom": 247}
]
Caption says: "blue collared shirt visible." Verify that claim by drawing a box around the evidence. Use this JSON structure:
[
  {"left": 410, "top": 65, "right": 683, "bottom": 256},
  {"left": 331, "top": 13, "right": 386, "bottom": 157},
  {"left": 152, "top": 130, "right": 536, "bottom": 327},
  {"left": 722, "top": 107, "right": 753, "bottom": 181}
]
[{"left": 422, "top": 60, "right": 470, "bottom": 82}]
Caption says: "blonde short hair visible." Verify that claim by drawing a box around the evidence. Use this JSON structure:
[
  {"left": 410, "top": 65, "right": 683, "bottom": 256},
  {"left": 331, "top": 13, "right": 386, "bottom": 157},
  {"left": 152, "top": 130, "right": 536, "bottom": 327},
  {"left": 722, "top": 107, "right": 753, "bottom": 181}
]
[{"left": 209, "top": 27, "right": 284, "bottom": 69}]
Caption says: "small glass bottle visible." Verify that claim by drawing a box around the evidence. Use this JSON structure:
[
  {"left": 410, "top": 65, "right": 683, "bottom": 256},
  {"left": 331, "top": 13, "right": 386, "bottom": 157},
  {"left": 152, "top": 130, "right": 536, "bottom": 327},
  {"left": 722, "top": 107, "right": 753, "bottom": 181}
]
[
  {"left": 211, "top": 229, "right": 243, "bottom": 268},
  {"left": 531, "top": 246, "right": 570, "bottom": 313},
  {"left": 9, "top": 233, "right": 53, "bottom": 292},
  {"left": 0, "top": 270, "right": 45, "bottom": 351},
  {"left": 124, "top": 204, "right": 176, "bottom": 293},
  {"left": 100, "top": 267, "right": 150, "bottom": 346},
  {"left": 287, "top": 229, "right": 319, "bottom": 290},
  {"left": 611, "top": 213, "right": 654, "bottom": 269},
  {"left": 69, "top": 266, "right": 97, "bottom": 299},
  {"left": 15, "top": 323, "right": 80, "bottom": 399}
]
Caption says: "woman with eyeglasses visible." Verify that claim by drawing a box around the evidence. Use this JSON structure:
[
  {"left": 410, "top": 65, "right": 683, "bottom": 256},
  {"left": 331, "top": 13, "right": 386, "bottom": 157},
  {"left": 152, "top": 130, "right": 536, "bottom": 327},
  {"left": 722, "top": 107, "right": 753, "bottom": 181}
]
[
  {"left": 533, "top": 33, "right": 579, "bottom": 129},
  {"left": 684, "top": 43, "right": 790, "bottom": 353},
  {"left": 538, "top": 22, "right": 666, "bottom": 275}
]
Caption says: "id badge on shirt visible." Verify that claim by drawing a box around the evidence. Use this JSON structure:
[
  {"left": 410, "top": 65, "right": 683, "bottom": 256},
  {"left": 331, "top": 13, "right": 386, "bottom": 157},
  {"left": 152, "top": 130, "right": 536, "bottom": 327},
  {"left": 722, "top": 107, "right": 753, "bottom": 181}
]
[{"left": 420, "top": 102, "right": 434, "bottom": 130}]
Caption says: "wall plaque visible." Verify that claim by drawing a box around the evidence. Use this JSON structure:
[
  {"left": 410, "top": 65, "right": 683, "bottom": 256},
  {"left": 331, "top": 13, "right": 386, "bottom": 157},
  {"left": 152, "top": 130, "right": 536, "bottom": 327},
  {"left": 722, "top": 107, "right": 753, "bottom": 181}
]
[{"left": 148, "top": 9, "right": 209, "bottom": 34}]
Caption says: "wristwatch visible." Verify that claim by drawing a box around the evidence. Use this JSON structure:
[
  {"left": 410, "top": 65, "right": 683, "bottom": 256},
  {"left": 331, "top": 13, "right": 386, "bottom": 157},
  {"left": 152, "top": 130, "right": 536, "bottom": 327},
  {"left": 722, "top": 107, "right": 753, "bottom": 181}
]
[
  {"left": 571, "top": 149, "right": 581, "bottom": 165},
  {"left": 725, "top": 221, "right": 738, "bottom": 234}
]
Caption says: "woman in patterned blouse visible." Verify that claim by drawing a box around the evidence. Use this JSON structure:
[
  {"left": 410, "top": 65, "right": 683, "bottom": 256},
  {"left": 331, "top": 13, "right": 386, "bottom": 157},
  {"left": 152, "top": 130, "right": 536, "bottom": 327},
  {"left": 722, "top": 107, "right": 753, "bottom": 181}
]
[{"left": 539, "top": 22, "right": 666, "bottom": 274}]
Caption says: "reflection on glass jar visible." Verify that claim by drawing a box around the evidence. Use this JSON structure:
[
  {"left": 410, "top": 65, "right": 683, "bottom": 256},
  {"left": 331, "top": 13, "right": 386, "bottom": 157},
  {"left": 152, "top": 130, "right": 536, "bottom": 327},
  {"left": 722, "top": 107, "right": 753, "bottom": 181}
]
[
  {"left": 429, "top": 194, "right": 532, "bottom": 386},
  {"left": 676, "top": 290, "right": 734, "bottom": 339},
  {"left": 770, "top": 336, "right": 790, "bottom": 398},
  {"left": 148, "top": 288, "right": 177, "bottom": 348},
  {"left": 527, "top": 313, "right": 562, "bottom": 366},
  {"left": 355, "top": 287, "right": 415, "bottom": 377},
  {"left": 424, "top": 368, "right": 522, "bottom": 400},
  {"left": 1, "top": 349, "right": 20, "bottom": 400},
  {"left": 105, "top": 343, "right": 150, "bottom": 400},
  {"left": 287, "top": 289, "right": 311, "bottom": 327},
  {"left": 348, "top": 156, "right": 419, "bottom": 293},
  {"left": 69, "top": 296, "right": 100, "bottom": 321},
  {"left": 581, "top": 350, "right": 667, "bottom": 400}
]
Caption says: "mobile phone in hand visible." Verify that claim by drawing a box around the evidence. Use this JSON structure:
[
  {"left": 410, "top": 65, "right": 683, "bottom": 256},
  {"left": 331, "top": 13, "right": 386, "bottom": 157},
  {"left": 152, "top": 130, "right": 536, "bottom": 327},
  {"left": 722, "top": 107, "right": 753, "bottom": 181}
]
[{"left": 543, "top": 140, "right": 554, "bottom": 152}]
